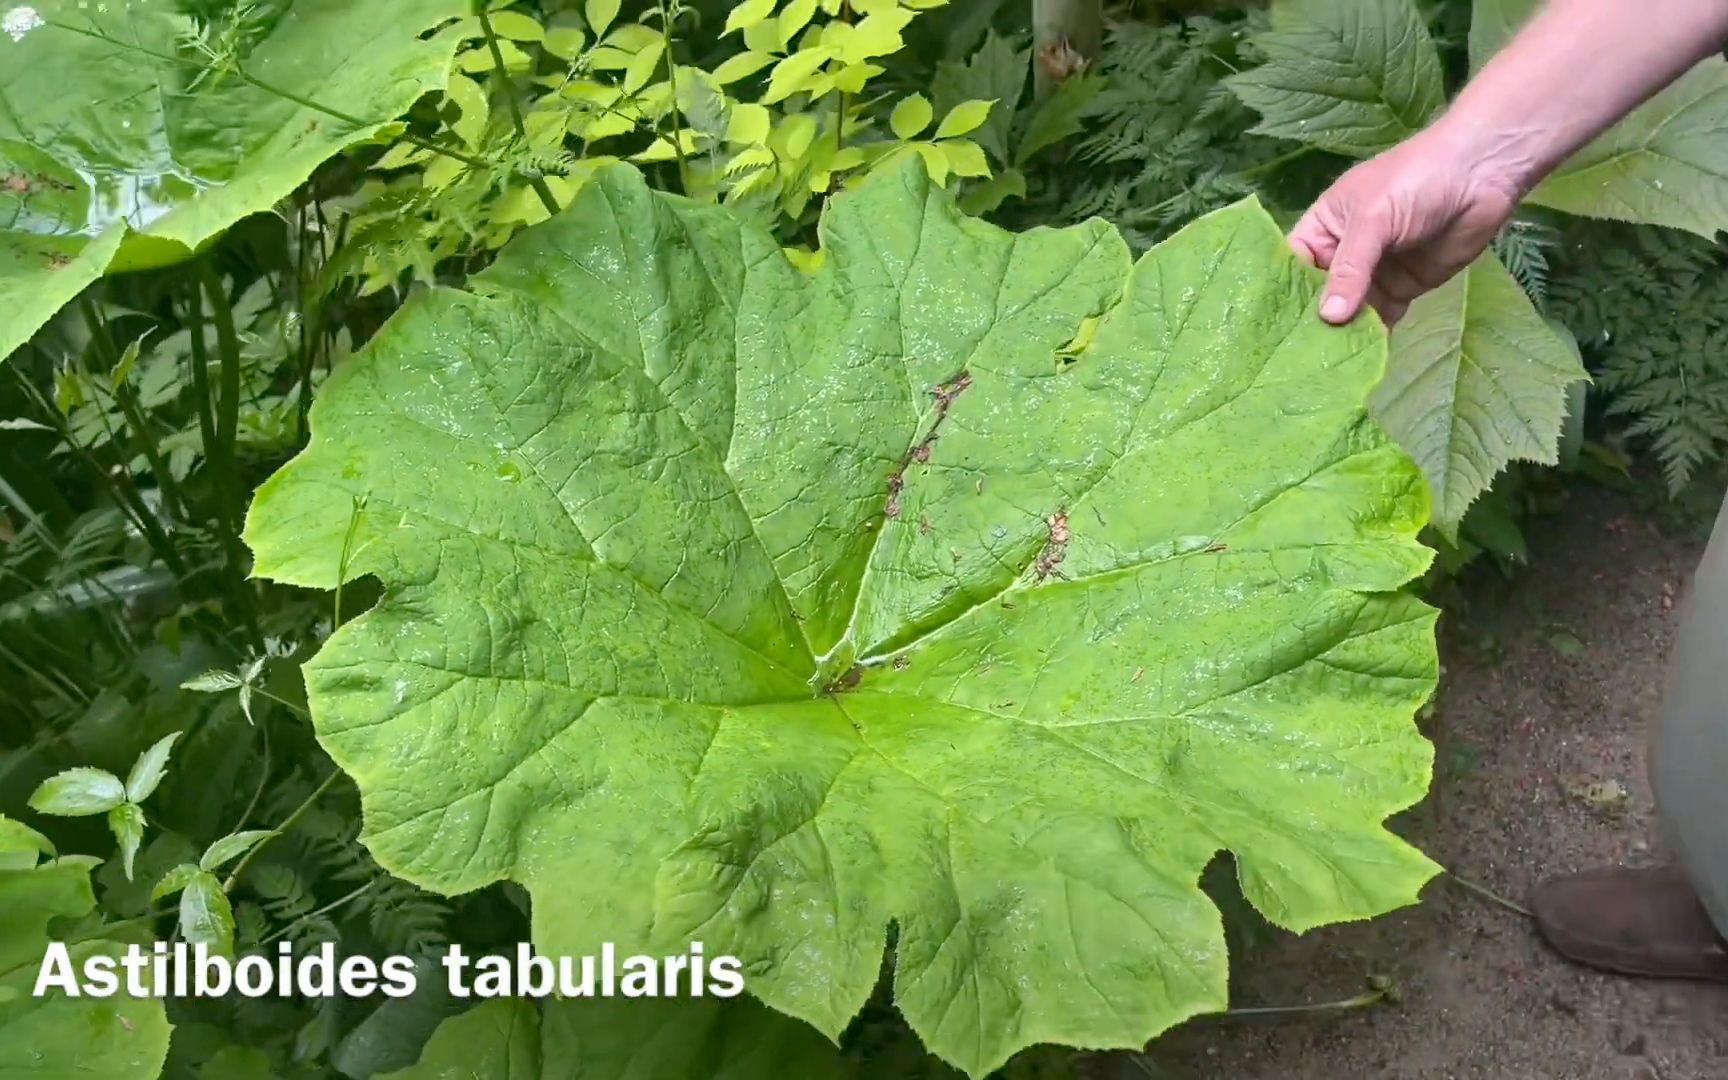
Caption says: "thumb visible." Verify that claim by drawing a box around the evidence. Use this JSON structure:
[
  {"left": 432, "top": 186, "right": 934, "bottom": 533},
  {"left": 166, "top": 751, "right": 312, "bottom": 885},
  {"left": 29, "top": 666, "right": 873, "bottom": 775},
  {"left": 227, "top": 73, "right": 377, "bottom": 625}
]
[{"left": 1318, "top": 209, "right": 1390, "bottom": 325}]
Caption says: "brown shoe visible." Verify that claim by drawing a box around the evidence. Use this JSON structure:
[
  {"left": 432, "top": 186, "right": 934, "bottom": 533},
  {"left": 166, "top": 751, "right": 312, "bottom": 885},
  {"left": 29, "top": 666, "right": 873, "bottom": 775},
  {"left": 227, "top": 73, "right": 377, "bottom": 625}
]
[{"left": 1532, "top": 864, "right": 1728, "bottom": 982}]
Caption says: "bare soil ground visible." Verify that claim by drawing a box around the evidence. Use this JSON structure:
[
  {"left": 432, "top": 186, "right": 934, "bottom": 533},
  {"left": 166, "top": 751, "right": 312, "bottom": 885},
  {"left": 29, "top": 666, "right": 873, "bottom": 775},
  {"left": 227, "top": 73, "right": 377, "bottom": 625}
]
[{"left": 1119, "top": 487, "right": 1728, "bottom": 1080}]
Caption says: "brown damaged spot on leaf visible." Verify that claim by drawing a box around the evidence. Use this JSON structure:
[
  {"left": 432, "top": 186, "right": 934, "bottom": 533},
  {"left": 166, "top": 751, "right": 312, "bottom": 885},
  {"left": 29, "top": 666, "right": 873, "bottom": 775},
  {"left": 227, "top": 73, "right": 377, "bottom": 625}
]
[
  {"left": 918, "top": 514, "right": 932, "bottom": 535},
  {"left": 1035, "top": 509, "right": 1069, "bottom": 581},
  {"left": 881, "top": 369, "right": 974, "bottom": 524},
  {"left": 885, "top": 474, "right": 904, "bottom": 519},
  {"left": 45, "top": 252, "right": 70, "bottom": 270},
  {"left": 825, "top": 663, "right": 866, "bottom": 695},
  {"left": 892, "top": 655, "right": 910, "bottom": 670},
  {"left": 932, "top": 370, "right": 973, "bottom": 410},
  {"left": 7, "top": 171, "right": 72, "bottom": 195}
]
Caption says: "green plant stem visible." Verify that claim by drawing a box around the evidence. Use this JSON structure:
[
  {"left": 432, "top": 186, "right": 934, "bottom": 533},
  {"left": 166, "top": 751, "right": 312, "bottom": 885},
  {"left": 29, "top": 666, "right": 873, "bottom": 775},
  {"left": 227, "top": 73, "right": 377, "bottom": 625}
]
[
  {"left": 0, "top": 474, "right": 52, "bottom": 541},
  {"left": 298, "top": 199, "right": 345, "bottom": 442},
  {"left": 74, "top": 352, "right": 153, "bottom": 505},
  {"left": 258, "top": 880, "right": 375, "bottom": 947},
  {"left": 333, "top": 493, "right": 369, "bottom": 628},
  {"left": 1238, "top": 144, "right": 1317, "bottom": 179},
  {"left": 200, "top": 264, "right": 242, "bottom": 488},
  {"left": 192, "top": 261, "right": 264, "bottom": 653},
  {"left": 1446, "top": 871, "right": 1533, "bottom": 918},
  {"left": 72, "top": 365, "right": 164, "bottom": 545},
  {"left": 1221, "top": 987, "right": 1392, "bottom": 1018},
  {"left": 293, "top": 202, "right": 318, "bottom": 446},
  {"left": 657, "top": 1, "right": 691, "bottom": 193},
  {"left": 7, "top": 368, "right": 188, "bottom": 579},
  {"left": 111, "top": 382, "right": 187, "bottom": 517},
  {"left": 835, "top": 3, "right": 853, "bottom": 153},
  {"left": 0, "top": 638, "right": 86, "bottom": 710},
  {"left": 477, "top": 9, "right": 562, "bottom": 216},
  {"left": 228, "top": 723, "right": 271, "bottom": 839},
  {"left": 223, "top": 768, "right": 343, "bottom": 892},
  {"left": 248, "top": 684, "right": 309, "bottom": 718},
  {"left": 79, "top": 298, "right": 190, "bottom": 522}
]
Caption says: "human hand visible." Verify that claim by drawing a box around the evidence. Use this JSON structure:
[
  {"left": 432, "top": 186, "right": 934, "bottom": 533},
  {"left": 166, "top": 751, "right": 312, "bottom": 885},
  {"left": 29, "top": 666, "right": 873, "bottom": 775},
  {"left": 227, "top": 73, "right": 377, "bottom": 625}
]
[{"left": 1290, "top": 126, "right": 1527, "bottom": 327}]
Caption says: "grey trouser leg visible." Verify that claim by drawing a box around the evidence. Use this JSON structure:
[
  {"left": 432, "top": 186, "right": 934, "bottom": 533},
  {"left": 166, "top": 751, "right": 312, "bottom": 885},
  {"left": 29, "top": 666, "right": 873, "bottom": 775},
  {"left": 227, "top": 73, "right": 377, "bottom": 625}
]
[{"left": 1652, "top": 493, "right": 1728, "bottom": 935}]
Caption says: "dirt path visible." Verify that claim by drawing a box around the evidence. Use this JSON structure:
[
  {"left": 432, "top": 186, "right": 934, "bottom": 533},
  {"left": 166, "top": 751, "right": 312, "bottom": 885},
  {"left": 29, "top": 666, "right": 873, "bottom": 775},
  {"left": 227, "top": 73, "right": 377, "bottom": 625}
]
[{"left": 1121, "top": 487, "right": 1728, "bottom": 1080}]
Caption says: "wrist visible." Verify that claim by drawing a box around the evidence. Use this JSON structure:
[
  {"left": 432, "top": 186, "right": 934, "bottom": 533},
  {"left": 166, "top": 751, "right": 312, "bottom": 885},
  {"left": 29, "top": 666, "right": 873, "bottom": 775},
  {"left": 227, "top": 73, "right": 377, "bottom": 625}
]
[{"left": 1424, "top": 108, "right": 1548, "bottom": 201}]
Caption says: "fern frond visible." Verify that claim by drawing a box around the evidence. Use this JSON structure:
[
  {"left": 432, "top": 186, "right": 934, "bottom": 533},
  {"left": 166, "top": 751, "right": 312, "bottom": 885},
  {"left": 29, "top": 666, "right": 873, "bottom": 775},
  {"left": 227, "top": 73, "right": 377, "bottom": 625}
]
[
  {"left": 1044, "top": 15, "right": 1277, "bottom": 251},
  {"left": 1552, "top": 221, "right": 1728, "bottom": 491},
  {"left": 250, "top": 863, "right": 317, "bottom": 923},
  {"left": 364, "top": 877, "right": 451, "bottom": 959},
  {"left": 1493, "top": 217, "right": 1558, "bottom": 308}
]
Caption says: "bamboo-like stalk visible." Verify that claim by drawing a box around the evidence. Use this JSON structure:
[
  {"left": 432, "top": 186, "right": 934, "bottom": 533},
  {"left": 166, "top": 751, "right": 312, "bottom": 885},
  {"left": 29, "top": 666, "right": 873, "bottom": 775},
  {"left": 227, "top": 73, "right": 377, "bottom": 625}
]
[
  {"left": 293, "top": 202, "right": 317, "bottom": 446},
  {"left": 295, "top": 199, "right": 344, "bottom": 444},
  {"left": 188, "top": 263, "right": 264, "bottom": 652}
]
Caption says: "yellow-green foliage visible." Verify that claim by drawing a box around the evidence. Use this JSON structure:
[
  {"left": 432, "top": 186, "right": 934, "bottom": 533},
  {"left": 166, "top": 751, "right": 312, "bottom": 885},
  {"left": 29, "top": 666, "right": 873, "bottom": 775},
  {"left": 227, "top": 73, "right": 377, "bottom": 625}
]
[
  {"left": 698, "top": 0, "right": 993, "bottom": 213},
  {"left": 349, "top": 0, "right": 996, "bottom": 292}
]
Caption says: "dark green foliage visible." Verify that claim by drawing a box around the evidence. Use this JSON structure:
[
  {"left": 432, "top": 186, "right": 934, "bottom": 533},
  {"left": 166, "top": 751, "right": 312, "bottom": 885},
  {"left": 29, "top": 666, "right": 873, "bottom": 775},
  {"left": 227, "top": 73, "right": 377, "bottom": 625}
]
[
  {"left": 0, "top": 238, "right": 502, "bottom": 1077},
  {"left": 1043, "top": 17, "right": 1285, "bottom": 249},
  {"left": 1549, "top": 223, "right": 1728, "bottom": 492}
]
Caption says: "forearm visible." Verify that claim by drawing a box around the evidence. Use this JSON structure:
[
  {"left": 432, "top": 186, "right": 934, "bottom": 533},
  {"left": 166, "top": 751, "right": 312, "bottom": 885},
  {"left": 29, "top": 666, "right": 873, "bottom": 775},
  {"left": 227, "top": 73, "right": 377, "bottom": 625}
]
[{"left": 1432, "top": 0, "right": 1728, "bottom": 195}]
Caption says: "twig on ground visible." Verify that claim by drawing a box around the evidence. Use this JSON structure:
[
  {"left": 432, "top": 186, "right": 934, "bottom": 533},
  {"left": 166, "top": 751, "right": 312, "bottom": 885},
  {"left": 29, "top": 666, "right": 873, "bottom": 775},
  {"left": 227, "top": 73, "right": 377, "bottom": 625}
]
[{"left": 1446, "top": 871, "right": 1534, "bottom": 918}]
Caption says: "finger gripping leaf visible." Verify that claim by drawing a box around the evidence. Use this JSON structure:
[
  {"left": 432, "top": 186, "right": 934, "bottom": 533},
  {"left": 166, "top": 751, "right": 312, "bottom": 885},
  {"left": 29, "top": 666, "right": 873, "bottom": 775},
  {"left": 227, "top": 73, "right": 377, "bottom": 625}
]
[{"left": 246, "top": 161, "right": 1440, "bottom": 1077}]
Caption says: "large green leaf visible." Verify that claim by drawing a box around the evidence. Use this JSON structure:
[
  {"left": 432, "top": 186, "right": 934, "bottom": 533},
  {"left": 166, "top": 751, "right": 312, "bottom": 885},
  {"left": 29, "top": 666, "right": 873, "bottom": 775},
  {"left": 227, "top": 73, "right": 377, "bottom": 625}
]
[
  {"left": 1227, "top": 0, "right": 1445, "bottom": 157},
  {"left": 1529, "top": 67, "right": 1728, "bottom": 235},
  {"left": 381, "top": 997, "right": 845, "bottom": 1080},
  {"left": 1374, "top": 253, "right": 1587, "bottom": 534},
  {"left": 246, "top": 163, "right": 1440, "bottom": 1077},
  {"left": 0, "top": 0, "right": 465, "bottom": 361},
  {"left": 0, "top": 819, "right": 170, "bottom": 1078},
  {"left": 1465, "top": 0, "right": 1526, "bottom": 71},
  {"left": 1472, "top": 0, "right": 1728, "bottom": 236},
  {"left": 380, "top": 999, "right": 539, "bottom": 1080}
]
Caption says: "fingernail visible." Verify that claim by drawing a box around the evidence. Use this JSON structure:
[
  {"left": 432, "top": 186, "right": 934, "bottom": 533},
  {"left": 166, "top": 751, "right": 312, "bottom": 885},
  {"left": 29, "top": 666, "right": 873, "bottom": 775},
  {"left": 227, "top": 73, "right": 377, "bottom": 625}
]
[{"left": 1320, "top": 295, "right": 1348, "bottom": 321}]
